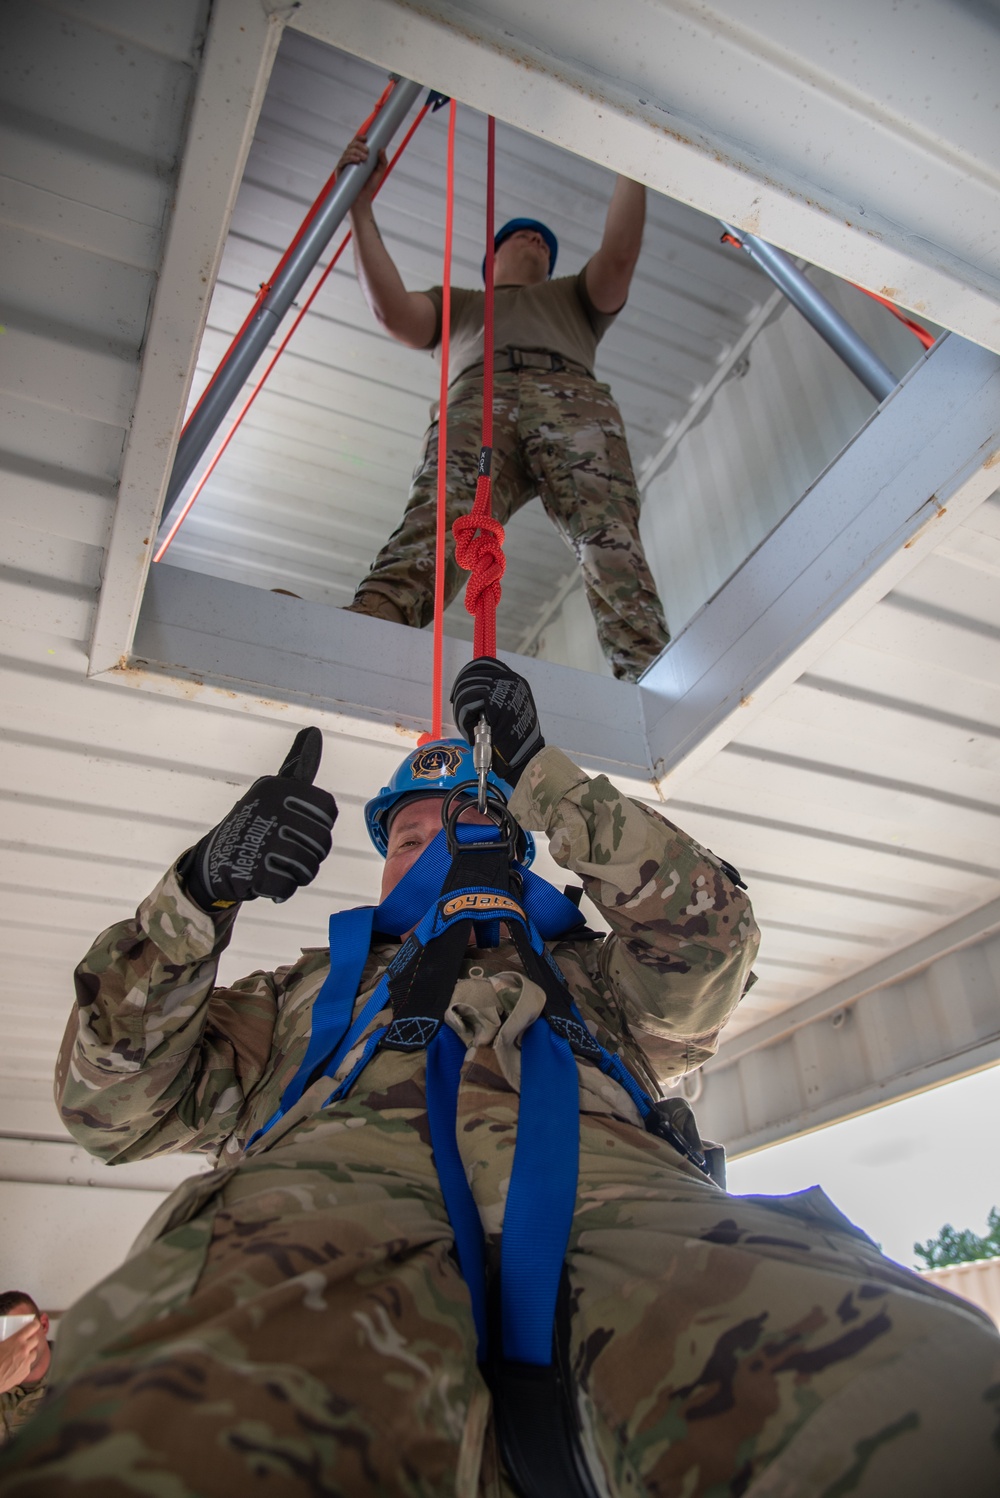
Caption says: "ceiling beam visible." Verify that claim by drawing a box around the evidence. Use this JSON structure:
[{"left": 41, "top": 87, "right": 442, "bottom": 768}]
[
  {"left": 286, "top": 0, "right": 1000, "bottom": 352},
  {"left": 695, "top": 912, "right": 1000, "bottom": 1157},
  {"left": 88, "top": 0, "right": 282, "bottom": 676},
  {"left": 126, "top": 567, "right": 653, "bottom": 787}
]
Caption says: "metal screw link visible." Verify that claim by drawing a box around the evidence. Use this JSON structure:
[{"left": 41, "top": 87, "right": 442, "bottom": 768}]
[{"left": 474, "top": 714, "right": 491, "bottom": 814}]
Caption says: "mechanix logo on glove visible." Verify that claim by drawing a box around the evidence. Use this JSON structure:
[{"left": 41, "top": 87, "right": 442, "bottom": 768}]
[
  {"left": 180, "top": 728, "right": 338, "bottom": 911},
  {"left": 202, "top": 797, "right": 281, "bottom": 904}
]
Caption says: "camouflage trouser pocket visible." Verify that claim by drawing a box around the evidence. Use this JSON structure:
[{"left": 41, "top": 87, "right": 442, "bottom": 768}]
[{"left": 51, "top": 1167, "right": 238, "bottom": 1384}]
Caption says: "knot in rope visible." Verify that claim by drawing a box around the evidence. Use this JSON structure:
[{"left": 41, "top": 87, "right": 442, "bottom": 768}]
[
  {"left": 453, "top": 476, "right": 505, "bottom": 657},
  {"left": 454, "top": 493, "right": 506, "bottom": 609}
]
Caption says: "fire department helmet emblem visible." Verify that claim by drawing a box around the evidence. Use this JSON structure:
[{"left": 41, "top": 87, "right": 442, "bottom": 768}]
[{"left": 410, "top": 745, "right": 464, "bottom": 781}]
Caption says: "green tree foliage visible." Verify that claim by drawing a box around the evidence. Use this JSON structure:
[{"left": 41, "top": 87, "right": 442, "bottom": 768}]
[{"left": 914, "top": 1206, "right": 1000, "bottom": 1269}]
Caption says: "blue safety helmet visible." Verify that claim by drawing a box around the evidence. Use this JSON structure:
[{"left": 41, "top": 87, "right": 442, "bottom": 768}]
[
  {"left": 364, "top": 738, "right": 534, "bottom": 865},
  {"left": 482, "top": 217, "right": 558, "bottom": 281}
]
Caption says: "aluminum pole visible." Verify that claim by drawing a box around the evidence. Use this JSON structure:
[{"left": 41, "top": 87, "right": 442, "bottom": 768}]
[
  {"left": 159, "top": 76, "right": 425, "bottom": 536},
  {"left": 721, "top": 224, "right": 898, "bottom": 404}
]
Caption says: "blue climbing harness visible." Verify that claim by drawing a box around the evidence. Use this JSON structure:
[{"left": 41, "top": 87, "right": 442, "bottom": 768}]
[{"left": 251, "top": 811, "right": 709, "bottom": 1498}]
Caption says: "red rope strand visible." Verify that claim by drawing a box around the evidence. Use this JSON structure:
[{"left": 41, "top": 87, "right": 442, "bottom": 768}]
[
  {"left": 178, "top": 80, "right": 397, "bottom": 446},
  {"left": 722, "top": 232, "right": 934, "bottom": 352},
  {"left": 428, "top": 100, "right": 458, "bottom": 741},
  {"left": 849, "top": 284, "right": 935, "bottom": 349},
  {"left": 452, "top": 115, "right": 504, "bottom": 658},
  {"left": 155, "top": 94, "right": 431, "bottom": 562}
]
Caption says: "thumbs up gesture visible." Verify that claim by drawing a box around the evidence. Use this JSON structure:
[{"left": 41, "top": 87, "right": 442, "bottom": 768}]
[{"left": 180, "top": 728, "right": 338, "bottom": 910}]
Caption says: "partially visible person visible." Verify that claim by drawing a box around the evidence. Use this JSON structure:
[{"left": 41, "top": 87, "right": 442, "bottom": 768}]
[{"left": 0, "top": 1294, "right": 50, "bottom": 1447}]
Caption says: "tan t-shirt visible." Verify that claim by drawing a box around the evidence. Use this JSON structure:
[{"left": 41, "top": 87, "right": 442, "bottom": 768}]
[{"left": 422, "top": 268, "right": 618, "bottom": 381}]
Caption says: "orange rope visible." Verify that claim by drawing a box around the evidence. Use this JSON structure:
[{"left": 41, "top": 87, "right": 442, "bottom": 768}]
[
  {"left": 721, "top": 232, "right": 934, "bottom": 352},
  {"left": 452, "top": 115, "right": 504, "bottom": 657},
  {"left": 427, "top": 100, "right": 457, "bottom": 740},
  {"left": 178, "top": 80, "right": 397, "bottom": 446},
  {"left": 849, "top": 284, "right": 935, "bottom": 349},
  {"left": 155, "top": 94, "right": 431, "bottom": 562}
]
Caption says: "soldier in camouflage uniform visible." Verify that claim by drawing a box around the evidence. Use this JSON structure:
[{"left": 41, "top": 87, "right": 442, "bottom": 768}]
[
  {"left": 339, "top": 135, "right": 669, "bottom": 682},
  {"left": 0, "top": 1295, "right": 50, "bottom": 1450},
  {"left": 1, "top": 662, "right": 998, "bottom": 1496}
]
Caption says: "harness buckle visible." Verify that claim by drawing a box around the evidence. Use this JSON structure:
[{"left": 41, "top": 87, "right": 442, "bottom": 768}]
[{"left": 442, "top": 779, "right": 519, "bottom": 860}]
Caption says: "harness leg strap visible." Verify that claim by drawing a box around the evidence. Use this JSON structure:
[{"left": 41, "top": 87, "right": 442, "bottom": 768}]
[{"left": 488, "top": 1270, "right": 603, "bottom": 1498}]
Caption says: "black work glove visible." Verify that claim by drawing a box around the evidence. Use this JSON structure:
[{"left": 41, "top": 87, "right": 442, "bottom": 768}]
[
  {"left": 450, "top": 658, "right": 545, "bottom": 787},
  {"left": 179, "top": 728, "right": 337, "bottom": 910}
]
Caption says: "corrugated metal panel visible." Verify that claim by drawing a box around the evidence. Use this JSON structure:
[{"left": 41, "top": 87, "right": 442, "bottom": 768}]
[
  {"left": 664, "top": 493, "right": 1000, "bottom": 1040},
  {"left": 158, "top": 27, "right": 773, "bottom": 653},
  {"left": 0, "top": 0, "right": 222, "bottom": 1289},
  {"left": 695, "top": 927, "right": 1000, "bottom": 1152},
  {"left": 638, "top": 269, "right": 939, "bottom": 638},
  {"left": 531, "top": 267, "right": 939, "bottom": 660},
  {"left": 920, "top": 1258, "right": 1000, "bottom": 1331}
]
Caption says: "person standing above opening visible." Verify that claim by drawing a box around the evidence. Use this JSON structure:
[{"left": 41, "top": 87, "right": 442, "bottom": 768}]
[{"left": 340, "top": 134, "right": 670, "bottom": 682}]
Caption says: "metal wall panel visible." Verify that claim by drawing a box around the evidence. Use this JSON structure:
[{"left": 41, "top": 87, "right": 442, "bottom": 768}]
[
  {"left": 920, "top": 1258, "right": 1000, "bottom": 1332},
  {"left": 644, "top": 270, "right": 937, "bottom": 636},
  {"left": 0, "top": 0, "right": 220, "bottom": 1300},
  {"left": 532, "top": 266, "right": 939, "bottom": 658},
  {"left": 695, "top": 925, "right": 1000, "bottom": 1155}
]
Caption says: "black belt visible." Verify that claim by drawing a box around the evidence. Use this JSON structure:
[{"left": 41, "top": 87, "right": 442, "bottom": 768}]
[{"left": 494, "top": 348, "right": 594, "bottom": 378}]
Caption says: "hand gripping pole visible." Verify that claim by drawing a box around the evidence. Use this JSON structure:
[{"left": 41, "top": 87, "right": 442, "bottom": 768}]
[{"left": 159, "top": 76, "right": 424, "bottom": 541}]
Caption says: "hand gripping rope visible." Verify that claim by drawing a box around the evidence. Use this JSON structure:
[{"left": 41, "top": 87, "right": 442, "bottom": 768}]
[{"left": 155, "top": 80, "right": 445, "bottom": 561}]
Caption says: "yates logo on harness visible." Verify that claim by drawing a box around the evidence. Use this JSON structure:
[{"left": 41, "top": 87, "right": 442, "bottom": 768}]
[{"left": 442, "top": 892, "right": 525, "bottom": 920}]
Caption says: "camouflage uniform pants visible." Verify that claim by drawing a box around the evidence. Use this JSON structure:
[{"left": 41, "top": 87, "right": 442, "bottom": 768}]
[
  {"left": 2, "top": 1109, "right": 998, "bottom": 1496},
  {"left": 350, "top": 368, "right": 670, "bottom": 682}
]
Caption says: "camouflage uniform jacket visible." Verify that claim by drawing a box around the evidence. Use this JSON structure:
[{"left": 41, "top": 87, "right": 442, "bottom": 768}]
[
  {"left": 57, "top": 748, "right": 759, "bottom": 1169},
  {"left": 0, "top": 1379, "right": 47, "bottom": 1447}
]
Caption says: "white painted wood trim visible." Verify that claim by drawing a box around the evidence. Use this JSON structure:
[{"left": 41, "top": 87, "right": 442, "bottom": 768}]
[
  {"left": 88, "top": 0, "right": 283, "bottom": 676},
  {"left": 117, "top": 567, "right": 653, "bottom": 785}
]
